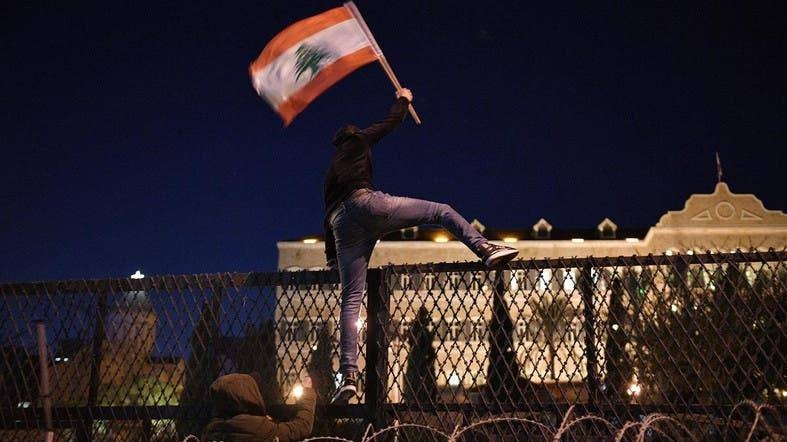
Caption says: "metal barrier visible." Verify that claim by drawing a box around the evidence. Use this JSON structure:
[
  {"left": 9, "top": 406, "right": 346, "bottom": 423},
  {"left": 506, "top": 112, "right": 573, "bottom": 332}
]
[
  {"left": 376, "top": 251, "right": 787, "bottom": 440},
  {"left": 1, "top": 251, "right": 785, "bottom": 441}
]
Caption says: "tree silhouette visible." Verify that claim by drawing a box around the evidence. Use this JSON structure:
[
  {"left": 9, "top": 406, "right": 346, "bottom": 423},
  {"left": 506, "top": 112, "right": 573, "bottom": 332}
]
[
  {"left": 403, "top": 307, "right": 437, "bottom": 404},
  {"left": 487, "top": 273, "right": 521, "bottom": 402},
  {"left": 633, "top": 259, "right": 784, "bottom": 407},
  {"left": 636, "top": 259, "right": 703, "bottom": 403},
  {"left": 529, "top": 291, "right": 575, "bottom": 381},
  {"left": 307, "top": 322, "right": 335, "bottom": 405},
  {"left": 713, "top": 262, "right": 758, "bottom": 402},
  {"left": 750, "top": 268, "right": 787, "bottom": 402},
  {"left": 237, "top": 319, "right": 283, "bottom": 407},
  {"left": 604, "top": 277, "right": 633, "bottom": 402},
  {"left": 307, "top": 321, "right": 336, "bottom": 436},
  {"left": 177, "top": 289, "right": 223, "bottom": 438}
]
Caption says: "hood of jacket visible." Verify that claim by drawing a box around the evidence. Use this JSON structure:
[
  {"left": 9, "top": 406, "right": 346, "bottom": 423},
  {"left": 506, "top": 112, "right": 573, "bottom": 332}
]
[
  {"left": 208, "top": 373, "right": 266, "bottom": 418},
  {"left": 331, "top": 124, "right": 361, "bottom": 147}
]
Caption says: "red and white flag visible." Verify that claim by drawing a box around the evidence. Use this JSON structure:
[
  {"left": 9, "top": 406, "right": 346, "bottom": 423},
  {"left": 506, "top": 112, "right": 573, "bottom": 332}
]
[{"left": 249, "top": 5, "right": 380, "bottom": 125}]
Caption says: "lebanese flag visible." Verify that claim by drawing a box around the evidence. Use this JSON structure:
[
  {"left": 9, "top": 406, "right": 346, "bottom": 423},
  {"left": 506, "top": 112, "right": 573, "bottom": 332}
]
[{"left": 249, "top": 5, "right": 380, "bottom": 126}]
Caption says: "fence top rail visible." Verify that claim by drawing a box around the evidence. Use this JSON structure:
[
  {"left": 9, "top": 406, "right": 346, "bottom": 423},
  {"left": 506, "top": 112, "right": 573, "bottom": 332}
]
[
  {"left": 384, "top": 249, "right": 787, "bottom": 273},
  {"left": 0, "top": 270, "right": 341, "bottom": 296},
  {"left": 1, "top": 250, "right": 785, "bottom": 295}
]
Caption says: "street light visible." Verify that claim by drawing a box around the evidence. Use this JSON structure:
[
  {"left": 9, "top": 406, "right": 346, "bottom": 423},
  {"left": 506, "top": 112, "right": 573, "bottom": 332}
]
[{"left": 292, "top": 384, "right": 304, "bottom": 399}]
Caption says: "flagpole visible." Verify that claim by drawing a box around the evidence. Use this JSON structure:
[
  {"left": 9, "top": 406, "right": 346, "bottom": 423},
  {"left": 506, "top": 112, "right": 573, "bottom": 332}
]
[
  {"left": 715, "top": 151, "right": 723, "bottom": 183},
  {"left": 344, "top": 2, "right": 422, "bottom": 125}
]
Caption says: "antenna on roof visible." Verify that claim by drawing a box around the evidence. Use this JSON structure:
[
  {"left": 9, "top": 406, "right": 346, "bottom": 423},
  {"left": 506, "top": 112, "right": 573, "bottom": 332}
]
[{"left": 715, "top": 151, "right": 723, "bottom": 183}]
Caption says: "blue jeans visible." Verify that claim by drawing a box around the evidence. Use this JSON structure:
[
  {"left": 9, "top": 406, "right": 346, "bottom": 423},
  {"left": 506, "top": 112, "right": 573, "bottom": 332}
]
[{"left": 329, "top": 189, "right": 487, "bottom": 375}]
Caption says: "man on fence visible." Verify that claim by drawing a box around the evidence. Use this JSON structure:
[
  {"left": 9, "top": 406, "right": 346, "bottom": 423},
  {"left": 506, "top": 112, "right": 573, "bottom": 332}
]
[{"left": 324, "top": 88, "right": 519, "bottom": 404}]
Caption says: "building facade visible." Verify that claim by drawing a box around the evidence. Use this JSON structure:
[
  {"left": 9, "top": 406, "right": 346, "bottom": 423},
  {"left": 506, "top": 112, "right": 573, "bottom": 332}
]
[
  {"left": 276, "top": 183, "right": 787, "bottom": 402},
  {"left": 280, "top": 182, "right": 787, "bottom": 268}
]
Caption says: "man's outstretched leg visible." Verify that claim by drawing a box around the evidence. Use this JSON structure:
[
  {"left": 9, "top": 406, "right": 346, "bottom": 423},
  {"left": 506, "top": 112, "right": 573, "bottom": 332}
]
[{"left": 374, "top": 192, "right": 519, "bottom": 267}]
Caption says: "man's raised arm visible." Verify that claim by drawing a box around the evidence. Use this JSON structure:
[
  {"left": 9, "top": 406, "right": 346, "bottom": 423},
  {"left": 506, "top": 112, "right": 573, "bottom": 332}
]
[{"left": 358, "top": 88, "right": 413, "bottom": 146}]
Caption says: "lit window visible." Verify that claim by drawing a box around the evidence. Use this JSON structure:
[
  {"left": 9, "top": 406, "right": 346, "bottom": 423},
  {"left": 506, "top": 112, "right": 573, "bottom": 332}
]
[
  {"left": 399, "top": 274, "right": 411, "bottom": 290},
  {"left": 401, "top": 226, "right": 418, "bottom": 239},
  {"left": 433, "top": 234, "right": 449, "bottom": 243},
  {"left": 537, "top": 269, "right": 552, "bottom": 292},
  {"left": 449, "top": 273, "right": 461, "bottom": 289},
  {"left": 424, "top": 274, "right": 436, "bottom": 290},
  {"left": 510, "top": 270, "right": 527, "bottom": 291},
  {"left": 563, "top": 268, "right": 576, "bottom": 292}
]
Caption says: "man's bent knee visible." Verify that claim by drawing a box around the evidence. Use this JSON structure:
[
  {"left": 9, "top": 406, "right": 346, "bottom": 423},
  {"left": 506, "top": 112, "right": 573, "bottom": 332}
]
[{"left": 436, "top": 203, "right": 456, "bottom": 219}]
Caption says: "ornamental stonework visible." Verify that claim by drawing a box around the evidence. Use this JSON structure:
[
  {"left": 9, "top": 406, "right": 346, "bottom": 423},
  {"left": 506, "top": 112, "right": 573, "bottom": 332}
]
[{"left": 656, "top": 182, "right": 787, "bottom": 228}]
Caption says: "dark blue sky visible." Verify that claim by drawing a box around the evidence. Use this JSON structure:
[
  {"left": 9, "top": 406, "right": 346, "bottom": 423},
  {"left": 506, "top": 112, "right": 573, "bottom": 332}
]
[{"left": 2, "top": 1, "right": 785, "bottom": 281}]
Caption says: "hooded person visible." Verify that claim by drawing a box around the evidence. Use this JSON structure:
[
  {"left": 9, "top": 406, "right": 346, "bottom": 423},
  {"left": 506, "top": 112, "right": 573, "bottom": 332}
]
[{"left": 202, "top": 373, "right": 316, "bottom": 442}]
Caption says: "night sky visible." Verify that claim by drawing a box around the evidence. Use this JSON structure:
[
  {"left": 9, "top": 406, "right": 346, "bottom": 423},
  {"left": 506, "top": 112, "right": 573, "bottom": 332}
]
[{"left": 2, "top": 1, "right": 785, "bottom": 282}]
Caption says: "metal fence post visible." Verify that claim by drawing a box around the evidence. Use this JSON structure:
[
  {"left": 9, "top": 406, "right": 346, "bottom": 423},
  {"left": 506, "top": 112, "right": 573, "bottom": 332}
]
[
  {"left": 35, "top": 321, "right": 54, "bottom": 442},
  {"left": 82, "top": 290, "right": 107, "bottom": 442},
  {"left": 580, "top": 263, "right": 599, "bottom": 406},
  {"left": 364, "top": 268, "right": 389, "bottom": 430}
]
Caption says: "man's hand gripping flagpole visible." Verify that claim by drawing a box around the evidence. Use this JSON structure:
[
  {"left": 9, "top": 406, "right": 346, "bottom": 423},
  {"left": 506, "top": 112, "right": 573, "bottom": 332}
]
[{"left": 344, "top": 1, "right": 422, "bottom": 125}]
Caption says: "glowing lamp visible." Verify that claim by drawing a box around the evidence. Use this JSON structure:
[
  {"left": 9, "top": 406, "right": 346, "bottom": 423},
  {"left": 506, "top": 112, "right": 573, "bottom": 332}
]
[{"left": 433, "top": 234, "right": 449, "bottom": 243}]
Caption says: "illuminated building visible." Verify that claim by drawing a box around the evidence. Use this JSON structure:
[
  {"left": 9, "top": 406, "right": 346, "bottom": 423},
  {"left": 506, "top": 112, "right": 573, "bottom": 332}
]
[{"left": 276, "top": 182, "right": 787, "bottom": 401}]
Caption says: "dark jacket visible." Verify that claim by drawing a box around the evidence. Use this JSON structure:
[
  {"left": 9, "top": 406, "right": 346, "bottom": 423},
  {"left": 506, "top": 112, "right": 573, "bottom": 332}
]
[
  {"left": 201, "top": 373, "right": 316, "bottom": 442},
  {"left": 323, "top": 97, "right": 410, "bottom": 265}
]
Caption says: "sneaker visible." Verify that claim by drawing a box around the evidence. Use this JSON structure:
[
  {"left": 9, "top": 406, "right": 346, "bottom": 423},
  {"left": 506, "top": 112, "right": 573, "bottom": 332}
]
[
  {"left": 330, "top": 372, "right": 358, "bottom": 405},
  {"left": 477, "top": 242, "right": 519, "bottom": 267}
]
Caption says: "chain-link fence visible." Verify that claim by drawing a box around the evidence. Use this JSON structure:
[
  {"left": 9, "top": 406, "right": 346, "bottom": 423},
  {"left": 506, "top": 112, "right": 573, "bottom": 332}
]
[
  {"left": 378, "top": 251, "right": 787, "bottom": 440},
  {"left": 1, "top": 251, "right": 786, "bottom": 441}
]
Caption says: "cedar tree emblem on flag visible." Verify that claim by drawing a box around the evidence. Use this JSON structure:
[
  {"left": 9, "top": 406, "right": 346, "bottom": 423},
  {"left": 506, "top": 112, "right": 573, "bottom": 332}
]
[
  {"left": 294, "top": 45, "right": 335, "bottom": 81},
  {"left": 249, "top": 4, "right": 380, "bottom": 126}
]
